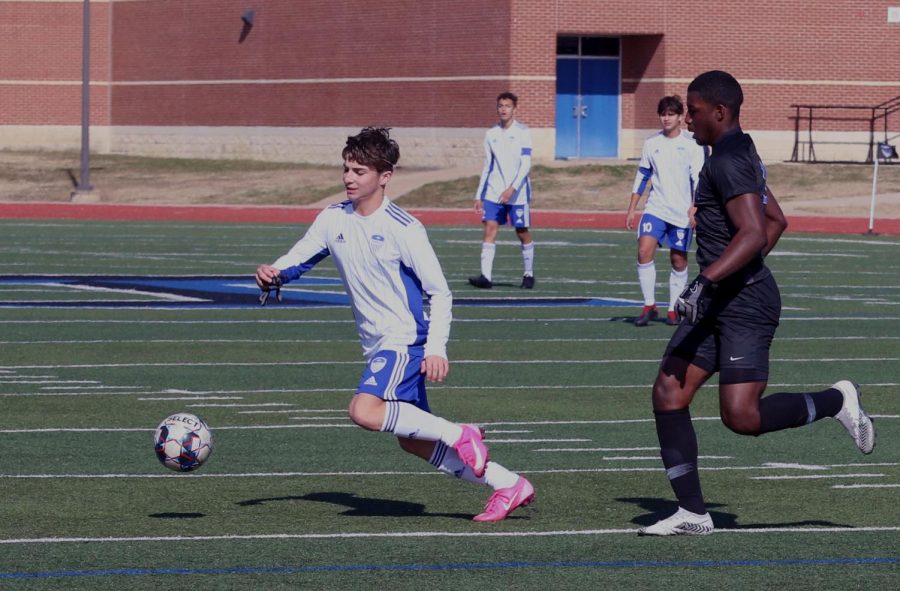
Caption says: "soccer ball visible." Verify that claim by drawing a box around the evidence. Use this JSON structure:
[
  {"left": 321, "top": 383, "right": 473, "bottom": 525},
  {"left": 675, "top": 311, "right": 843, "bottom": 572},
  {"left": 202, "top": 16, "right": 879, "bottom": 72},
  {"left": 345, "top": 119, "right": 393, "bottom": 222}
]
[{"left": 154, "top": 412, "right": 214, "bottom": 472}]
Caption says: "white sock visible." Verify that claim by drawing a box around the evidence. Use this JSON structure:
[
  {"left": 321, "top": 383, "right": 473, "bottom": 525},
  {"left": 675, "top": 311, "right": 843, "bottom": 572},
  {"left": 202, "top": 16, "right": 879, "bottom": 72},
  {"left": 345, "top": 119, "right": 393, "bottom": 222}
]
[
  {"left": 428, "top": 441, "right": 519, "bottom": 490},
  {"left": 521, "top": 241, "right": 535, "bottom": 277},
  {"left": 480, "top": 242, "right": 496, "bottom": 281},
  {"left": 669, "top": 267, "right": 689, "bottom": 311},
  {"left": 380, "top": 401, "right": 463, "bottom": 445},
  {"left": 637, "top": 261, "right": 656, "bottom": 307}
]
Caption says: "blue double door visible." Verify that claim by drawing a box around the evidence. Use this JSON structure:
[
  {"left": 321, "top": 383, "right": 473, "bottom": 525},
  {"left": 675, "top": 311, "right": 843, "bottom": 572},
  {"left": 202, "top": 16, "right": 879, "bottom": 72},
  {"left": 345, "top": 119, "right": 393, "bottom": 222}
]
[{"left": 555, "top": 58, "right": 620, "bottom": 158}]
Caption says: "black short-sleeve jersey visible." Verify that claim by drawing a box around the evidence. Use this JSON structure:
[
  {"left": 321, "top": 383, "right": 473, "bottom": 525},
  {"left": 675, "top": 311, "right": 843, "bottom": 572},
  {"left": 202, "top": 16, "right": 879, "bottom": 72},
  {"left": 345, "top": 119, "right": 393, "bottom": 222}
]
[{"left": 694, "top": 129, "right": 768, "bottom": 280}]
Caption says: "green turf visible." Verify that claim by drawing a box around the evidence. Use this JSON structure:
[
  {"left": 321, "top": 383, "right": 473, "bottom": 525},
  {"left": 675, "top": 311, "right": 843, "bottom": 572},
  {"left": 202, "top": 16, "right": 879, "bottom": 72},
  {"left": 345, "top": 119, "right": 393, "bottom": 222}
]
[{"left": 0, "top": 219, "right": 898, "bottom": 589}]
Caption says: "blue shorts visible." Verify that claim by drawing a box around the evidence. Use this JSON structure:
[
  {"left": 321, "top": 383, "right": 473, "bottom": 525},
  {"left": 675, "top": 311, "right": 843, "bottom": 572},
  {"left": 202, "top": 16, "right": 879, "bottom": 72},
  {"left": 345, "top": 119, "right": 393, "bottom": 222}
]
[
  {"left": 638, "top": 213, "right": 692, "bottom": 252},
  {"left": 482, "top": 201, "right": 531, "bottom": 228},
  {"left": 356, "top": 349, "right": 430, "bottom": 412}
]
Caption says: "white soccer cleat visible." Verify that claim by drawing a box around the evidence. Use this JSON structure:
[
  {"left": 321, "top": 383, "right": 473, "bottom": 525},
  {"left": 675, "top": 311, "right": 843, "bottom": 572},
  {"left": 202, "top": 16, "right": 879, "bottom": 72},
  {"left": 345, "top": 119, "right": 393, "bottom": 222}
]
[
  {"left": 832, "top": 380, "right": 876, "bottom": 455},
  {"left": 638, "top": 507, "right": 714, "bottom": 536}
]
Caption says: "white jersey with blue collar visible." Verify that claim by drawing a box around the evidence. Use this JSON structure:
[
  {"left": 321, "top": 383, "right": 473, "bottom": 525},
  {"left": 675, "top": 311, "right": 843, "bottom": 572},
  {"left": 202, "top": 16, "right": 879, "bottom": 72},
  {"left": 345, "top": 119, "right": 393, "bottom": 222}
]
[
  {"left": 632, "top": 130, "right": 707, "bottom": 228},
  {"left": 475, "top": 121, "right": 533, "bottom": 205},
  {"left": 272, "top": 197, "right": 452, "bottom": 361}
]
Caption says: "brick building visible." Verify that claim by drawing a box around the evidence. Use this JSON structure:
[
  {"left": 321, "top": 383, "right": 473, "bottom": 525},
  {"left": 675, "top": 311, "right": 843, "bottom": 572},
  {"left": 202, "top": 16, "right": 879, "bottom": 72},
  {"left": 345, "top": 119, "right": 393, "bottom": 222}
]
[{"left": 2, "top": 0, "right": 899, "bottom": 166}]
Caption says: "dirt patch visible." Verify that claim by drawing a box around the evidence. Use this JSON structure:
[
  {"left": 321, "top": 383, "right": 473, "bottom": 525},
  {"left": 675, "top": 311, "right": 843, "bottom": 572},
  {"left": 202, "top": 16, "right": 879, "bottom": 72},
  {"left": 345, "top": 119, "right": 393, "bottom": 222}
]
[
  {"left": 2, "top": 150, "right": 899, "bottom": 218},
  {"left": 400, "top": 161, "right": 900, "bottom": 218},
  {"left": 0, "top": 150, "right": 343, "bottom": 206}
]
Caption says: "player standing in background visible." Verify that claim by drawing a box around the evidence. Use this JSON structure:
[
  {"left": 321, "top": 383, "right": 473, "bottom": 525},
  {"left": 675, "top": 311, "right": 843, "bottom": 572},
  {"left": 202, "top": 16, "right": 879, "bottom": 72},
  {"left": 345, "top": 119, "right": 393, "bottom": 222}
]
[
  {"left": 468, "top": 92, "right": 536, "bottom": 289},
  {"left": 639, "top": 71, "right": 875, "bottom": 536},
  {"left": 256, "top": 127, "right": 534, "bottom": 522},
  {"left": 627, "top": 95, "right": 707, "bottom": 327}
]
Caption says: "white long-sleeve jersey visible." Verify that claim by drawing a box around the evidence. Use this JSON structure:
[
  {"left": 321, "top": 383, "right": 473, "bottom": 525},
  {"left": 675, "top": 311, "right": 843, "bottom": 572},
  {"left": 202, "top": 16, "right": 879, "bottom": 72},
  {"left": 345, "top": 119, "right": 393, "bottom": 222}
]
[
  {"left": 272, "top": 198, "right": 452, "bottom": 361},
  {"left": 632, "top": 130, "right": 707, "bottom": 228},
  {"left": 475, "top": 121, "right": 533, "bottom": 205}
]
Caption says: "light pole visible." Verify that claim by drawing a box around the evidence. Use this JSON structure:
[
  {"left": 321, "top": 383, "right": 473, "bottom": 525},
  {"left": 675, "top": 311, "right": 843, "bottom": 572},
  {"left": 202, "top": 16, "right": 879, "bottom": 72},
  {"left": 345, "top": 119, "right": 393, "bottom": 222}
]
[{"left": 75, "top": 0, "right": 92, "bottom": 195}]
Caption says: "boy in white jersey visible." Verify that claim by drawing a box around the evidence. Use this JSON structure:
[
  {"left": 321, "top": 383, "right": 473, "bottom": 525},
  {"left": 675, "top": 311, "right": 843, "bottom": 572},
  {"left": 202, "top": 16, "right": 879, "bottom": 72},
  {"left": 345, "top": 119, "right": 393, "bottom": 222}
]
[
  {"left": 255, "top": 128, "right": 534, "bottom": 522},
  {"left": 469, "top": 92, "right": 536, "bottom": 289},
  {"left": 627, "top": 96, "right": 707, "bottom": 326}
]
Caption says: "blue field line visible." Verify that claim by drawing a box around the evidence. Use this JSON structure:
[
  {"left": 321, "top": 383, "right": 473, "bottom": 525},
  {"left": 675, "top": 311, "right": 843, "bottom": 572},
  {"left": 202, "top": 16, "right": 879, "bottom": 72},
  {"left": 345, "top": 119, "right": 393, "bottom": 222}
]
[
  {"left": 0, "top": 275, "right": 638, "bottom": 308},
  {"left": 3, "top": 556, "right": 899, "bottom": 580}
]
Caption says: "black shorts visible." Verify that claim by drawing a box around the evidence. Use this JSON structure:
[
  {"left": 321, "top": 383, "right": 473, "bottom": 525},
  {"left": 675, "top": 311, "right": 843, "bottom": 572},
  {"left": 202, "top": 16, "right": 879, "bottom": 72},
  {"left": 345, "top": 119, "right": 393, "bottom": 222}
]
[{"left": 664, "top": 272, "right": 781, "bottom": 384}]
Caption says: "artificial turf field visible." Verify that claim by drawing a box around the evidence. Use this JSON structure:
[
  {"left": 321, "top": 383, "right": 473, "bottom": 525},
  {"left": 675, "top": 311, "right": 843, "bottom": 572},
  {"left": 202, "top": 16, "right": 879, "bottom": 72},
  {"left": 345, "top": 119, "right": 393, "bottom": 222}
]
[{"left": 0, "top": 218, "right": 898, "bottom": 589}]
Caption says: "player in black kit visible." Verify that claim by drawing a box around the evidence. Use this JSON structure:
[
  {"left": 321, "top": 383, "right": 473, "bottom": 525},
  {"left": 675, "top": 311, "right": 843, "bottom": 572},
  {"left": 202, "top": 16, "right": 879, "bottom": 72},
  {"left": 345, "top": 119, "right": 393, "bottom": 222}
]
[{"left": 638, "top": 71, "right": 876, "bottom": 536}]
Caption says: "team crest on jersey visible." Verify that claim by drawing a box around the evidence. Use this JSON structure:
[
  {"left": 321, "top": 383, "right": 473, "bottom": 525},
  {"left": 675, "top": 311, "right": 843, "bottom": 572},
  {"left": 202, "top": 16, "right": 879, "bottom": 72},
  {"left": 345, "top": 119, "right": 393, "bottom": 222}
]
[
  {"left": 370, "top": 357, "right": 387, "bottom": 373},
  {"left": 370, "top": 234, "right": 385, "bottom": 250}
]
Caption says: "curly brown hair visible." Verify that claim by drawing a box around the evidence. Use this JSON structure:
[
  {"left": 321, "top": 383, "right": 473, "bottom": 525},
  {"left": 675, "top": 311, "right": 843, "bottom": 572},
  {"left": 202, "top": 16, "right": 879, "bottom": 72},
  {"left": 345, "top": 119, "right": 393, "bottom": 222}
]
[{"left": 342, "top": 127, "right": 400, "bottom": 173}]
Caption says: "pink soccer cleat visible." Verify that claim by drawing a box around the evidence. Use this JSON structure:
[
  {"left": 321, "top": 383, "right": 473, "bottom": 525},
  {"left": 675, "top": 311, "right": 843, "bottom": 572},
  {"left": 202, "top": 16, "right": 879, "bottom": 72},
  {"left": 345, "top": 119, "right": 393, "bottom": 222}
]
[
  {"left": 473, "top": 476, "right": 535, "bottom": 522},
  {"left": 452, "top": 424, "right": 489, "bottom": 477}
]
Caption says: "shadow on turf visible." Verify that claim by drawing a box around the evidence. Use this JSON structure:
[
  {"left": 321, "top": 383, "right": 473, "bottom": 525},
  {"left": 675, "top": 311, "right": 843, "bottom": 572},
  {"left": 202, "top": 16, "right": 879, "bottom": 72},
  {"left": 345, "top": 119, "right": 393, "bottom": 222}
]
[
  {"left": 620, "top": 497, "right": 851, "bottom": 529},
  {"left": 463, "top": 281, "right": 518, "bottom": 289},
  {"left": 149, "top": 512, "right": 206, "bottom": 519},
  {"left": 609, "top": 315, "right": 676, "bottom": 325},
  {"left": 237, "top": 492, "right": 479, "bottom": 520}
]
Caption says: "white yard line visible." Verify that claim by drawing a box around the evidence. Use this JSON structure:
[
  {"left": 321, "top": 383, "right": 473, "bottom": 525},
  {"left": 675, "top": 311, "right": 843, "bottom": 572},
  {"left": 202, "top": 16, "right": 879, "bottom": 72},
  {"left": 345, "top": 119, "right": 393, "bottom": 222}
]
[
  {"left": 0, "top": 316, "right": 899, "bottom": 325},
  {"left": 2, "top": 415, "right": 899, "bottom": 434},
  {"left": 3, "top": 462, "right": 896, "bottom": 479},
  {"left": 833, "top": 484, "right": 900, "bottom": 489},
  {"left": 185, "top": 403, "right": 298, "bottom": 408},
  {"left": 485, "top": 438, "right": 591, "bottom": 443},
  {"left": 138, "top": 396, "right": 244, "bottom": 401},
  {"left": 3, "top": 525, "right": 900, "bottom": 546},
  {"left": 602, "top": 456, "right": 733, "bottom": 461},
  {"left": 0, "top": 357, "right": 897, "bottom": 370},
  {"left": 0, "top": 335, "right": 897, "bottom": 345},
  {"left": 535, "top": 447, "right": 658, "bottom": 452},
  {"left": 750, "top": 473, "right": 885, "bottom": 480},
  {"left": 4, "top": 383, "right": 899, "bottom": 398}
]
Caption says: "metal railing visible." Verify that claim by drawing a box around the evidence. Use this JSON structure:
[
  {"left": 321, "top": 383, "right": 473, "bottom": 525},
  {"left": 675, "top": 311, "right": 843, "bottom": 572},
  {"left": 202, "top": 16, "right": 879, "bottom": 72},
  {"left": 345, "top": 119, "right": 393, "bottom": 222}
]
[{"left": 790, "top": 95, "right": 900, "bottom": 163}]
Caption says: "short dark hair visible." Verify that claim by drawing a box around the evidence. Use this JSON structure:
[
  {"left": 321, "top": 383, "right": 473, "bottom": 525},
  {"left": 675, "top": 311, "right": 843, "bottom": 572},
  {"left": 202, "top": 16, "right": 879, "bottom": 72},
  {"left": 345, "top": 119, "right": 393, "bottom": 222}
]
[
  {"left": 657, "top": 95, "right": 684, "bottom": 116},
  {"left": 342, "top": 127, "right": 400, "bottom": 173},
  {"left": 497, "top": 91, "right": 518, "bottom": 107},
  {"left": 688, "top": 70, "right": 743, "bottom": 117}
]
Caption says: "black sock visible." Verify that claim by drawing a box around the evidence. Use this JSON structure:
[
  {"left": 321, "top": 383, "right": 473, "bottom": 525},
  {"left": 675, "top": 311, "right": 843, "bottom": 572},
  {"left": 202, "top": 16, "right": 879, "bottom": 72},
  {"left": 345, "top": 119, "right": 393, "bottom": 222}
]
[
  {"left": 654, "top": 408, "right": 705, "bottom": 515},
  {"left": 758, "top": 388, "right": 844, "bottom": 434}
]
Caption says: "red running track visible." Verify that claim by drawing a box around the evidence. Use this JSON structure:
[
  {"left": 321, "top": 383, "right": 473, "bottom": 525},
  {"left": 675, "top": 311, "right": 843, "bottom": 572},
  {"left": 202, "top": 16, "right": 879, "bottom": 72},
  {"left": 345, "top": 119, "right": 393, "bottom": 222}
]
[{"left": 1, "top": 202, "right": 898, "bottom": 236}]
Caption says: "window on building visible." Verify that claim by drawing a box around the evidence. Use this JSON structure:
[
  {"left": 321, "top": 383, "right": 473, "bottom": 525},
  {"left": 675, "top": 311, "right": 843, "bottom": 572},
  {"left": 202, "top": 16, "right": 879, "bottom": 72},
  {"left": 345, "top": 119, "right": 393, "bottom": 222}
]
[
  {"left": 557, "top": 36, "right": 619, "bottom": 57},
  {"left": 557, "top": 36, "right": 579, "bottom": 55}
]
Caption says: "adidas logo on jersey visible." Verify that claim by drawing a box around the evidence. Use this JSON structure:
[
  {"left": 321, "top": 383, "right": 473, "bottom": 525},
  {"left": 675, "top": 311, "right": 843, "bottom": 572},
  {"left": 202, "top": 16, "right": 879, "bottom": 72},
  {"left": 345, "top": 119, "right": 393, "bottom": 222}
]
[
  {"left": 363, "top": 376, "right": 378, "bottom": 386},
  {"left": 335, "top": 233, "right": 346, "bottom": 243}
]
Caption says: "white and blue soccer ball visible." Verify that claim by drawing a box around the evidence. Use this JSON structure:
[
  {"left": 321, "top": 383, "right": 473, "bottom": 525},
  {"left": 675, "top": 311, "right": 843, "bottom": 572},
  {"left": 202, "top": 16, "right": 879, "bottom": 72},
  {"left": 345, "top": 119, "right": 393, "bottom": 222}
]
[{"left": 154, "top": 412, "right": 214, "bottom": 472}]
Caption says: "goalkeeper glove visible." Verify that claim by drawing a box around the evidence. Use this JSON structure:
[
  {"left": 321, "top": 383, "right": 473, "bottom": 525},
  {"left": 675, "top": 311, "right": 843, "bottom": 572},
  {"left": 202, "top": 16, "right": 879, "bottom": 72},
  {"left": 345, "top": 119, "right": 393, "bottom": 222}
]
[
  {"left": 675, "top": 275, "right": 713, "bottom": 324},
  {"left": 259, "top": 274, "right": 283, "bottom": 306}
]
